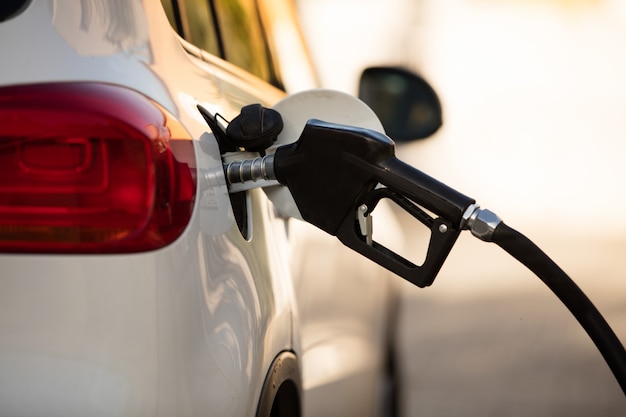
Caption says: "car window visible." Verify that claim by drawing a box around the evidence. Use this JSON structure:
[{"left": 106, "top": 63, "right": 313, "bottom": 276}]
[
  {"left": 161, "top": 0, "right": 179, "bottom": 31},
  {"left": 162, "top": 0, "right": 282, "bottom": 89},
  {"left": 162, "top": 0, "right": 221, "bottom": 56},
  {"left": 212, "top": 0, "right": 279, "bottom": 86}
]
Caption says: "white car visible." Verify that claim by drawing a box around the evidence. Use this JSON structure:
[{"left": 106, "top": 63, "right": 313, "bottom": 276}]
[{"left": 0, "top": 1, "right": 442, "bottom": 416}]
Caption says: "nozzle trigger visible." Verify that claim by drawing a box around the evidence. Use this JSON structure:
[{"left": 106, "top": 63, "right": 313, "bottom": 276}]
[{"left": 357, "top": 204, "right": 373, "bottom": 245}]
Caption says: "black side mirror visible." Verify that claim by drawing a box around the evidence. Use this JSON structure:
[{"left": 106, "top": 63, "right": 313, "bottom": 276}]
[{"left": 358, "top": 66, "right": 443, "bottom": 142}]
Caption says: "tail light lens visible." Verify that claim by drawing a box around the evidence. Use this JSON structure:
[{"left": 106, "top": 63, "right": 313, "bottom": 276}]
[{"left": 0, "top": 83, "right": 197, "bottom": 253}]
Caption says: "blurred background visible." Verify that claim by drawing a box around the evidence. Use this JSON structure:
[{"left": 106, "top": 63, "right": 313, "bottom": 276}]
[{"left": 296, "top": 0, "right": 626, "bottom": 415}]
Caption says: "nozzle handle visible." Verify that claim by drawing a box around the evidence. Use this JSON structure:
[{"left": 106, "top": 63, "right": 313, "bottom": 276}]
[{"left": 273, "top": 119, "right": 475, "bottom": 287}]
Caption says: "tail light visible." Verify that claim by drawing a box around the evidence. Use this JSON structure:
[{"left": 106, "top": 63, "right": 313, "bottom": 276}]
[{"left": 0, "top": 82, "right": 197, "bottom": 253}]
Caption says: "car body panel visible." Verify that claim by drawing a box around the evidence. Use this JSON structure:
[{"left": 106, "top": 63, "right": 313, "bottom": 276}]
[{"left": 0, "top": 200, "right": 294, "bottom": 416}]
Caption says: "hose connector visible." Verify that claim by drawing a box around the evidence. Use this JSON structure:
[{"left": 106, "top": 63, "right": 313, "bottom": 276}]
[{"left": 462, "top": 204, "right": 502, "bottom": 242}]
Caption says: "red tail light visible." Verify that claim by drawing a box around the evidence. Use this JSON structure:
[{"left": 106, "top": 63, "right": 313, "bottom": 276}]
[{"left": 0, "top": 83, "right": 196, "bottom": 253}]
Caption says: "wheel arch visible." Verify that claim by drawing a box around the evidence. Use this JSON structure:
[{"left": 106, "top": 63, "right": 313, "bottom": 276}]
[{"left": 256, "top": 351, "right": 302, "bottom": 417}]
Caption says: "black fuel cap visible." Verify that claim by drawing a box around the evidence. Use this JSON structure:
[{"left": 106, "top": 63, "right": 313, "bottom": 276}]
[{"left": 225, "top": 104, "right": 283, "bottom": 152}]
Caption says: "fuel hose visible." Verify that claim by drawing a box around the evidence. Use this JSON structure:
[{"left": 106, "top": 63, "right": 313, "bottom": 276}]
[{"left": 491, "top": 222, "right": 626, "bottom": 394}]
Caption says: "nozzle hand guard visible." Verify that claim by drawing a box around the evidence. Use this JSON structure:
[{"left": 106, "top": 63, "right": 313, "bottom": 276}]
[{"left": 273, "top": 119, "right": 476, "bottom": 287}]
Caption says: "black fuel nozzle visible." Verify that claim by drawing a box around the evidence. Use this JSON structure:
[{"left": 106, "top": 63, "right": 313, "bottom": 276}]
[
  {"left": 221, "top": 117, "right": 476, "bottom": 286},
  {"left": 270, "top": 119, "right": 476, "bottom": 287}
]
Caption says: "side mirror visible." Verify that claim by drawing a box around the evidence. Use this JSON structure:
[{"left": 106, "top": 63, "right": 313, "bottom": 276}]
[{"left": 358, "top": 66, "right": 443, "bottom": 142}]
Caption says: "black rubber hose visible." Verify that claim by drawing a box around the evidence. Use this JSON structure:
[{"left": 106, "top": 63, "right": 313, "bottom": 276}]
[{"left": 491, "top": 222, "right": 626, "bottom": 395}]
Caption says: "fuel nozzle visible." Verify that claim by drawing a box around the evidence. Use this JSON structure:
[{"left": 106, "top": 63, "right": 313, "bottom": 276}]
[
  {"left": 222, "top": 113, "right": 477, "bottom": 287},
  {"left": 273, "top": 119, "right": 476, "bottom": 287}
]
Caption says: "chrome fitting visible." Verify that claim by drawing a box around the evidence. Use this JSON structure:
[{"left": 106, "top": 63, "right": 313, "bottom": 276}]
[
  {"left": 462, "top": 205, "right": 502, "bottom": 242},
  {"left": 224, "top": 154, "right": 276, "bottom": 185}
]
